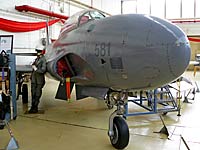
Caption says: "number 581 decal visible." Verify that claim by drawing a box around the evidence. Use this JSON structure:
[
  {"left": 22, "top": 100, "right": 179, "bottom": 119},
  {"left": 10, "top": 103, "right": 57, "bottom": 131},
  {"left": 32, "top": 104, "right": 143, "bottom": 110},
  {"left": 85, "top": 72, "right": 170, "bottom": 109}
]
[{"left": 95, "top": 42, "right": 110, "bottom": 57}]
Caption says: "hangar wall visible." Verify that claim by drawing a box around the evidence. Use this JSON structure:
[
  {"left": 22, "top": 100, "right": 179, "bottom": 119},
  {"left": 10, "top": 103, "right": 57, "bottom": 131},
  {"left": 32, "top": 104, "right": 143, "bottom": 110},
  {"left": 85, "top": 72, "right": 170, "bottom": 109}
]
[
  {"left": 0, "top": 0, "right": 121, "bottom": 65},
  {"left": 178, "top": 23, "right": 200, "bottom": 64},
  {"left": 0, "top": 0, "right": 121, "bottom": 54},
  {"left": 0, "top": 0, "right": 50, "bottom": 53}
]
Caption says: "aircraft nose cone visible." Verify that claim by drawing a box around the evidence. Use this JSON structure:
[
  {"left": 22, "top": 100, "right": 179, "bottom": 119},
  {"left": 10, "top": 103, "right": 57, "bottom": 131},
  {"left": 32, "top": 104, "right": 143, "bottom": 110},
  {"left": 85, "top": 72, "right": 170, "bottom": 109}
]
[
  {"left": 168, "top": 36, "right": 191, "bottom": 78},
  {"left": 150, "top": 16, "right": 191, "bottom": 78}
]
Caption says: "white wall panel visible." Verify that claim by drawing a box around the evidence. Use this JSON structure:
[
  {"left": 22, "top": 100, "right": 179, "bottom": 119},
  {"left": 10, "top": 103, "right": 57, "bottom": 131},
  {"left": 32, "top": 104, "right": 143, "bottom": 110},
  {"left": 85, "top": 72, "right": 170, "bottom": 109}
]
[
  {"left": 137, "top": 0, "right": 151, "bottom": 15},
  {"left": 63, "top": 2, "right": 70, "bottom": 16},
  {"left": 68, "top": 4, "right": 83, "bottom": 16},
  {"left": 92, "top": 0, "right": 102, "bottom": 10},
  {"left": 182, "top": 0, "right": 194, "bottom": 18},
  {"left": 0, "top": 0, "right": 15, "bottom": 10},
  {"left": 102, "top": 0, "right": 121, "bottom": 15},
  {"left": 15, "top": 31, "right": 40, "bottom": 52},
  {"left": 151, "top": 0, "right": 165, "bottom": 18},
  {"left": 166, "top": 0, "right": 181, "bottom": 19},
  {"left": 0, "top": 0, "right": 63, "bottom": 55},
  {"left": 0, "top": 30, "right": 40, "bottom": 53},
  {"left": 0, "top": 0, "right": 43, "bottom": 54},
  {"left": 122, "top": 1, "right": 137, "bottom": 14},
  {"left": 51, "top": 23, "right": 62, "bottom": 39},
  {"left": 80, "top": 0, "right": 91, "bottom": 6},
  {"left": 196, "top": 0, "right": 200, "bottom": 17}
]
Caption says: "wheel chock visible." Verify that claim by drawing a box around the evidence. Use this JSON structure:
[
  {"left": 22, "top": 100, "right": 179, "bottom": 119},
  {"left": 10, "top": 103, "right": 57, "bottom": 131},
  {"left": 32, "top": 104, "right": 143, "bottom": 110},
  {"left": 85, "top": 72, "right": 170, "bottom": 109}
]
[
  {"left": 6, "top": 137, "right": 19, "bottom": 150},
  {"left": 4, "top": 121, "right": 19, "bottom": 150}
]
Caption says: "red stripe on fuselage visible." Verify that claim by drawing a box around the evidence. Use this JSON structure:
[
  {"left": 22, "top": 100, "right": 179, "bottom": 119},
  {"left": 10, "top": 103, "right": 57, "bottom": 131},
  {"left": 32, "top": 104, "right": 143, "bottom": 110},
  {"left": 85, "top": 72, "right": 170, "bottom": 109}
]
[{"left": 53, "top": 41, "right": 82, "bottom": 48}]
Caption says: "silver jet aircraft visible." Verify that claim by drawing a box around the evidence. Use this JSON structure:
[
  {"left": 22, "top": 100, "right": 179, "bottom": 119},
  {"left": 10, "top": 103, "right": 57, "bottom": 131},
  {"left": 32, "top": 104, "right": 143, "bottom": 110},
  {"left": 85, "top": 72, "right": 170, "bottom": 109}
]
[{"left": 45, "top": 9, "right": 191, "bottom": 149}]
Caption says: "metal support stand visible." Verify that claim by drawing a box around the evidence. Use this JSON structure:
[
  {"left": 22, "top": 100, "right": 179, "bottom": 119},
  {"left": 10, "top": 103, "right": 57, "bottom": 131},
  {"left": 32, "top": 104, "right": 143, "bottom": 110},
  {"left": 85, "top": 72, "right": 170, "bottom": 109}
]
[
  {"left": 160, "top": 115, "right": 169, "bottom": 137},
  {"left": 125, "top": 85, "right": 178, "bottom": 117},
  {"left": 154, "top": 115, "right": 169, "bottom": 137},
  {"left": 9, "top": 54, "right": 17, "bottom": 120},
  {"left": 194, "top": 81, "right": 199, "bottom": 93},
  {"left": 183, "top": 88, "right": 194, "bottom": 104},
  {"left": 183, "top": 96, "right": 192, "bottom": 104},
  {"left": 177, "top": 79, "right": 181, "bottom": 116}
]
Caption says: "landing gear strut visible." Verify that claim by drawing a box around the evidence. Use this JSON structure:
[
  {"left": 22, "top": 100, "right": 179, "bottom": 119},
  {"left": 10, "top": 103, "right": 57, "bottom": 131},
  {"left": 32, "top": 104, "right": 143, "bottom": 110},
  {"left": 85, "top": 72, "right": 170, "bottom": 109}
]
[{"left": 107, "top": 92, "right": 129, "bottom": 149}]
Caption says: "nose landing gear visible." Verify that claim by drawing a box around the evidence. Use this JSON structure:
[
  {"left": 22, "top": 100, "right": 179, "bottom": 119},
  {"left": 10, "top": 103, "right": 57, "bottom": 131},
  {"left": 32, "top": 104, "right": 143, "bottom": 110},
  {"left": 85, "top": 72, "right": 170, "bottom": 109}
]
[{"left": 107, "top": 92, "right": 129, "bottom": 149}]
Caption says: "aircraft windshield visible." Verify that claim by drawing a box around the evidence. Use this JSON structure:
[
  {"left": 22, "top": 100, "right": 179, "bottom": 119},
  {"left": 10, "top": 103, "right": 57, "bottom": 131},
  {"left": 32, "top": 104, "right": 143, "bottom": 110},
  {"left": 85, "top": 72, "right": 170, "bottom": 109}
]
[
  {"left": 90, "top": 11, "right": 105, "bottom": 19},
  {"left": 79, "top": 11, "right": 105, "bottom": 26},
  {"left": 62, "top": 10, "right": 105, "bottom": 32}
]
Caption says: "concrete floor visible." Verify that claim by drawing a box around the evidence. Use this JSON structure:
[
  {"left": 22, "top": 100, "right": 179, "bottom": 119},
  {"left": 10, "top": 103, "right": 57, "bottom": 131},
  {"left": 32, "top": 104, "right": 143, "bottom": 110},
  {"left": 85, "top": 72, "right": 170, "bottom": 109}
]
[{"left": 1, "top": 71, "right": 200, "bottom": 150}]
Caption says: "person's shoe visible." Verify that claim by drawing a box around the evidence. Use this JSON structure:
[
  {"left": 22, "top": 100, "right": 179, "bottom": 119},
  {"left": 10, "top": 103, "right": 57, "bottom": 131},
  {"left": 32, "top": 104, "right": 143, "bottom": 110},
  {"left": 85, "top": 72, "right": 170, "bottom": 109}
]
[{"left": 28, "top": 107, "right": 38, "bottom": 114}]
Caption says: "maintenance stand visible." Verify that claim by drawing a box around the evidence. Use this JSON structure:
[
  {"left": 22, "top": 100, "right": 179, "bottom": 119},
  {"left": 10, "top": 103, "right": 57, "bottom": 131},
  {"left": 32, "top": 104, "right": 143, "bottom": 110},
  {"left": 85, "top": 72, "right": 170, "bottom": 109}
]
[{"left": 124, "top": 85, "right": 179, "bottom": 117}]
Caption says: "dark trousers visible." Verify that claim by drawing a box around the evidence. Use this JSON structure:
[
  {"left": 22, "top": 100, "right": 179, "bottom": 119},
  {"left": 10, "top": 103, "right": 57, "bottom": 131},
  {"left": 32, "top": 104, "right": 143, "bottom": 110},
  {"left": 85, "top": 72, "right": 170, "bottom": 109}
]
[{"left": 31, "top": 83, "right": 44, "bottom": 109}]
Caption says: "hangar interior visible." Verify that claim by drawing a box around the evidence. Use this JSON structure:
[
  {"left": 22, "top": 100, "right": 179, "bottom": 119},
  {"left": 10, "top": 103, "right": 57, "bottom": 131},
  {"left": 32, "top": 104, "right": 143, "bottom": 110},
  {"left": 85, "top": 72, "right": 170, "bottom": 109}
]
[{"left": 0, "top": 0, "right": 200, "bottom": 150}]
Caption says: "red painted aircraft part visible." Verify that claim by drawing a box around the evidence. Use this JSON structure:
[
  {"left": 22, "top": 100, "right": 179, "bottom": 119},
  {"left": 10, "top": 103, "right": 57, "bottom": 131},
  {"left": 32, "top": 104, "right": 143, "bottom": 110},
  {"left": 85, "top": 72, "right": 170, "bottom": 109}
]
[
  {"left": 15, "top": 5, "right": 69, "bottom": 20},
  {"left": 66, "top": 77, "right": 71, "bottom": 101},
  {"left": 188, "top": 37, "right": 200, "bottom": 42},
  {"left": 171, "top": 19, "right": 200, "bottom": 23}
]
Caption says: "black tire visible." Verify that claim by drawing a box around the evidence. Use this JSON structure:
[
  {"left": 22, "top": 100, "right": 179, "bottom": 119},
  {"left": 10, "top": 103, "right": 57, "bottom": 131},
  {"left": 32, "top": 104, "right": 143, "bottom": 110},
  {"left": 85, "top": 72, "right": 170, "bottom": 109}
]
[
  {"left": 0, "top": 125, "right": 4, "bottom": 130},
  {"left": 22, "top": 84, "right": 28, "bottom": 104},
  {"left": 110, "top": 116, "right": 129, "bottom": 149},
  {"left": 13, "top": 116, "right": 17, "bottom": 120},
  {"left": 0, "top": 120, "right": 5, "bottom": 130},
  {"left": 162, "top": 112, "right": 168, "bottom": 116}
]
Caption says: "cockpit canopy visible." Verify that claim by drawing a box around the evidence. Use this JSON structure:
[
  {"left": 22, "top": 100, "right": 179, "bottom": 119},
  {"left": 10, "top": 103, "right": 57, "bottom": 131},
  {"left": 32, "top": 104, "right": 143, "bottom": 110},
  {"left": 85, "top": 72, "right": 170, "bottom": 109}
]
[{"left": 61, "top": 10, "right": 106, "bottom": 33}]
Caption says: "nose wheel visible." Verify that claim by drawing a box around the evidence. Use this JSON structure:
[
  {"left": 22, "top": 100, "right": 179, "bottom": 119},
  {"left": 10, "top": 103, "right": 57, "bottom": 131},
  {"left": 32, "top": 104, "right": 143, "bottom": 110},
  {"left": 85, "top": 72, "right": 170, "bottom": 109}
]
[
  {"left": 107, "top": 92, "right": 129, "bottom": 149},
  {"left": 110, "top": 116, "right": 129, "bottom": 149}
]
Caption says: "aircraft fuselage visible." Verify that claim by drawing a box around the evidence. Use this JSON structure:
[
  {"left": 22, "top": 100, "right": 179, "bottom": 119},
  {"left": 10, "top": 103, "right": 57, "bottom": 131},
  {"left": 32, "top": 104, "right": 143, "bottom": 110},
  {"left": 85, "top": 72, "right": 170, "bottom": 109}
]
[{"left": 46, "top": 12, "right": 190, "bottom": 91}]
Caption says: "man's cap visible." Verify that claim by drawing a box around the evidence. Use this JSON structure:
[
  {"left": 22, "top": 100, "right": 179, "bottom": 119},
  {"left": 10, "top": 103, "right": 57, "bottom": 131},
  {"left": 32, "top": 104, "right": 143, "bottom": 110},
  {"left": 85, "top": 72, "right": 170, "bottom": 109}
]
[
  {"left": 35, "top": 45, "right": 44, "bottom": 52},
  {"left": 35, "top": 49, "right": 43, "bottom": 52}
]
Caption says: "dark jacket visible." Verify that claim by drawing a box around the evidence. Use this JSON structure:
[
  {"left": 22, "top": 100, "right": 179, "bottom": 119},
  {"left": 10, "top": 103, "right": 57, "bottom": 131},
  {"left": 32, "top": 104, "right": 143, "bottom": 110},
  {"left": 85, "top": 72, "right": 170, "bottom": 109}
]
[{"left": 31, "top": 55, "right": 46, "bottom": 85}]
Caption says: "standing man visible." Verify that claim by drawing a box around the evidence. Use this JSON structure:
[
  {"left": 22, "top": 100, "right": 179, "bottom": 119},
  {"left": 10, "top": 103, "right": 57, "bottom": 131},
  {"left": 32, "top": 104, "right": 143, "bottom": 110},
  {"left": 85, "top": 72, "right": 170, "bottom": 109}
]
[{"left": 28, "top": 48, "right": 46, "bottom": 113}]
